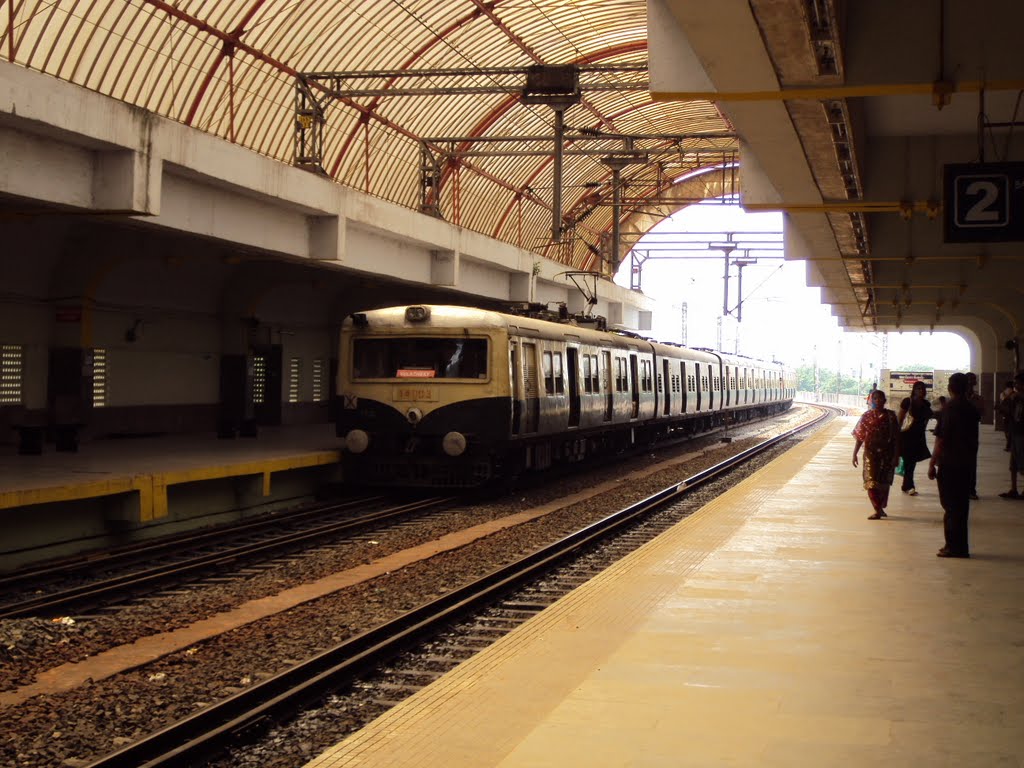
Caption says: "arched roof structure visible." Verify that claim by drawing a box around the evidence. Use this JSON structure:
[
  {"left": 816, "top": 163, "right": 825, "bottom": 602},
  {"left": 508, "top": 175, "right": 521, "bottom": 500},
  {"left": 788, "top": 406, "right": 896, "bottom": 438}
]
[{"left": 2, "top": 1, "right": 735, "bottom": 271}]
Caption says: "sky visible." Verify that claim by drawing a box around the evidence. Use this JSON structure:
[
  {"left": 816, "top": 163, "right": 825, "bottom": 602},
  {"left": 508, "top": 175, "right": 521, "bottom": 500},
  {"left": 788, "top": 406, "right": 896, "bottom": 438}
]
[{"left": 614, "top": 201, "right": 971, "bottom": 378}]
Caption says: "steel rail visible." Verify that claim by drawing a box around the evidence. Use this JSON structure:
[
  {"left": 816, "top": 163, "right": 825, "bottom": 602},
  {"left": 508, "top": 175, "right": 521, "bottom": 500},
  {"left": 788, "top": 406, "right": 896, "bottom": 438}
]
[
  {"left": 0, "top": 495, "right": 384, "bottom": 591},
  {"left": 85, "top": 406, "right": 837, "bottom": 768},
  {"left": 0, "top": 497, "right": 455, "bottom": 620}
]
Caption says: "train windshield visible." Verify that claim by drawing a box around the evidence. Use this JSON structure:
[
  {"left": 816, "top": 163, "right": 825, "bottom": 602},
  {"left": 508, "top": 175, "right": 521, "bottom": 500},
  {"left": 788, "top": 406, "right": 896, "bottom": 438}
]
[{"left": 352, "top": 337, "right": 488, "bottom": 380}]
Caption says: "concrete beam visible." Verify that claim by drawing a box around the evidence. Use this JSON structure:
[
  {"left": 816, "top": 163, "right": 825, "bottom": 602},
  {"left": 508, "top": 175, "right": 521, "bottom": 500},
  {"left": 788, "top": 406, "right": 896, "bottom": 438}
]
[
  {"left": 0, "top": 60, "right": 653, "bottom": 326},
  {"left": 430, "top": 250, "right": 458, "bottom": 287},
  {"left": 308, "top": 216, "right": 345, "bottom": 262}
]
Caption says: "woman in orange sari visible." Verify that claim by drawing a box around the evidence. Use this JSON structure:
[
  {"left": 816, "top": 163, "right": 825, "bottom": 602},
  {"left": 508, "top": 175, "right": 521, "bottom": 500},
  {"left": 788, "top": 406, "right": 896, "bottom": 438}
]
[{"left": 852, "top": 389, "right": 901, "bottom": 519}]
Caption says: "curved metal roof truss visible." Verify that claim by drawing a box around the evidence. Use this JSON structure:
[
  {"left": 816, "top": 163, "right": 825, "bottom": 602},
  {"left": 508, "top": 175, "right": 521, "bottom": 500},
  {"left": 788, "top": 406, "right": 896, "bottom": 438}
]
[{"left": 4, "top": 0, "right": 736, "bottom": 271}]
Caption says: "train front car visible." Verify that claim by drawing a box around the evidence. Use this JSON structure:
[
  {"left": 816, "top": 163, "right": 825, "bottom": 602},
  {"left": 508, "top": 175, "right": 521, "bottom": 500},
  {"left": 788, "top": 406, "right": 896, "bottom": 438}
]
[{"left": 336, "top": 305, "right": 511, "bottom": 487}]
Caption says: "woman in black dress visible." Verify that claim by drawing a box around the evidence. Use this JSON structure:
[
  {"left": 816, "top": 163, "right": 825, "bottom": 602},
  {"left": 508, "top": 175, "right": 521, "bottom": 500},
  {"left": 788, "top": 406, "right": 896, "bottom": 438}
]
[{"left": 898, "top": 381, "right": 933, "bottom": 495}]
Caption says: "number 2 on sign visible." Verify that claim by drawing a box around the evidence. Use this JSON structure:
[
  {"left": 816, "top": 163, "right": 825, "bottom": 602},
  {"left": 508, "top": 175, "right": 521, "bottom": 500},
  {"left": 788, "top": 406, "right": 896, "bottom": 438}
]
[{"left": 963, "top": 180, "right": 1001, "bottom": 223}]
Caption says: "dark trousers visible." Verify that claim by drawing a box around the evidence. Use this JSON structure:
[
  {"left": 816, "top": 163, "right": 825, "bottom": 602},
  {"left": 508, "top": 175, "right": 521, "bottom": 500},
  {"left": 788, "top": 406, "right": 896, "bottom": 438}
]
[
  {"left": 937, "top": 465, "right": 971, "bottom": 555},
  {"left": 901, "top": 459, "right": 918, "bottom": 491}
]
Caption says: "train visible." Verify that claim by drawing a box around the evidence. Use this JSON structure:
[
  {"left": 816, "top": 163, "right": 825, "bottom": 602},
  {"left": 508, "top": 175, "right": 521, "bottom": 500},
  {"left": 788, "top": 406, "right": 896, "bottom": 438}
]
[{"left": 335, "top": 304, "right": 795, "bottom": 488}]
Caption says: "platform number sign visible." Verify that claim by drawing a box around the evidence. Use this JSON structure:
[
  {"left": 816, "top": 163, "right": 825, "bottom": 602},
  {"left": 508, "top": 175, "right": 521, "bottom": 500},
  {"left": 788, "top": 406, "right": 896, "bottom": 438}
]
[{"left": 943, "top": 162, "right": 1024, "bottom": 243}]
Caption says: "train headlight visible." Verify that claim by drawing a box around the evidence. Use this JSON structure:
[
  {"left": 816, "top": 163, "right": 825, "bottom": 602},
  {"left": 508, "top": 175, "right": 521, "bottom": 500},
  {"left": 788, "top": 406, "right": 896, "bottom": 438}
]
[
  {"left": 406, "top": 407, "right": 423, "bottom": 425},
  {"left": 405, "top": 305, "right": 431, "bottom": 322},
  {"left": 345, "top": 429, "right": 370, "bottom": 454},
  {"left": 442, "top": 431, "right": 467, "bottom": 457}
]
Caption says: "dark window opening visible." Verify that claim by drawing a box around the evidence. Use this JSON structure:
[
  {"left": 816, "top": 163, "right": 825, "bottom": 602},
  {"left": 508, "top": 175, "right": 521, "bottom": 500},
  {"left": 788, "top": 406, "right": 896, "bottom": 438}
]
[{"left": 353, "top": 337, "right": 488, "bottom": 380}]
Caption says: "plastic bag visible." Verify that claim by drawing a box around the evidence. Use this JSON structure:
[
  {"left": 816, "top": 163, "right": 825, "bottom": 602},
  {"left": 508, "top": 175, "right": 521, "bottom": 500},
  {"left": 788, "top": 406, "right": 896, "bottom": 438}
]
[{"left": 895, "top": 457, "right": 905, "bottom": 476}]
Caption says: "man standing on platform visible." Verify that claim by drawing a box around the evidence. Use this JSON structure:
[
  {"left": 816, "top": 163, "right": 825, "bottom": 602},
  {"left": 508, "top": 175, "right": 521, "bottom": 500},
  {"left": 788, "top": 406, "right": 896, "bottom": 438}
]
[
  {"left": 965, "top": 372, "right": 983, "bottom": 499},
  {"left": 928, "top": 372, "right": 980, "bottom": 558}
]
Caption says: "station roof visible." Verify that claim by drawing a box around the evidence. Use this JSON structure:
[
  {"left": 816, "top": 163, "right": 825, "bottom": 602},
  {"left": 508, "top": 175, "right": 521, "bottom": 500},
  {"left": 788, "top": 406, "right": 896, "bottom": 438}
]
[
  {"left": 4, "top": 1, "right": 1022, "bottom": 361},
  {"left": 653, "top": 0, "right": 1024, "bottom": 364},
  {"left": 2, "top": 0, "right": 733, "bottom": 272}
]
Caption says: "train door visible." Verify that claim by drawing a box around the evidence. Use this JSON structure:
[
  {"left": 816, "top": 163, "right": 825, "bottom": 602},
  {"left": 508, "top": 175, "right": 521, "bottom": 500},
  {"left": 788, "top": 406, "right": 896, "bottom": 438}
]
[
  {"left": 251, "top": 344, "right": 282, "bottom": 426},
  {"left": 567, "top": 347, "right": 580, "bottom": 427},
  {"left": 629, "top": 353, "right": 640, "bottom": 419},
  {"left": 725, "top": 365, "right": 731, "bottom": 406},
  {"left": 511, "top": 341, "right": 522, "bottom": 435},
  {"left": 708, "top": 363, "right": 715, "bottom": 410},
  {"left": 602, "top": 351, "right": 612, "bottom": 421},
  {"left": 662, "top": 359, "right": 670, "bottom": 415},
  {"left": 680, "top": 361, "right": 687, "bottom": 413},
  {"left": 522, "top": 342, "right": 539, "bottom": 432},
  {"left": 694, "top": 362, "right": 702, "bottom": 411},
  {"left": 744, "top": 367, "right": 749, "bottom": 404}
]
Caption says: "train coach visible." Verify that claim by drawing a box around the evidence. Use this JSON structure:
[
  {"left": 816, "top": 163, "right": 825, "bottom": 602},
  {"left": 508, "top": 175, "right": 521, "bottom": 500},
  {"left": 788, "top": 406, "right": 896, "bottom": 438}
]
[{"left": 335, "top": 304, "right": 795, "bottom": 488}]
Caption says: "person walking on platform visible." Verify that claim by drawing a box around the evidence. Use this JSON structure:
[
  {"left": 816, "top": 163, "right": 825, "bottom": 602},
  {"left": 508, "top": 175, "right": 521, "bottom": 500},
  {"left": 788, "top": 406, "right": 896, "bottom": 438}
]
[
  {"left": 999, "top": 373, "right": 1024, "bottom": 500},
  {"left": 897, "top": 381, "right": 932, "bottom": 496},
  {"left": 965, "top": 372, "right": 983, "bottom": 499},
  {"left": 852, "top": 389, "right": 901, "bottom": 520},
  {"left": 998, "top": 380, "right": 1016, "bottom": 452},
  {"left": 928, "top": 372, "right": 980, "bottom": 558}
]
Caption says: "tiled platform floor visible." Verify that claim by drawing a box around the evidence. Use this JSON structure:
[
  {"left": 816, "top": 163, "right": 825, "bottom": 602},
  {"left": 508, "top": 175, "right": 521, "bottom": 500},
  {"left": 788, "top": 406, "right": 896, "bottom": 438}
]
[{"left": 306, "top": 417, "right": 1024, "bottom": 768}]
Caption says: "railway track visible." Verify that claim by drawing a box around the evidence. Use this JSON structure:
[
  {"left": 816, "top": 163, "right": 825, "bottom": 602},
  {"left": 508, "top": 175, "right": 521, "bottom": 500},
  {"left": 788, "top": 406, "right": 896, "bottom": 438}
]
[
  {"left": 0, "top": 495, "right": 455, "bottom": 620},
  {"left": 84, "top": 404, "right": 839, "bottom": 768}
]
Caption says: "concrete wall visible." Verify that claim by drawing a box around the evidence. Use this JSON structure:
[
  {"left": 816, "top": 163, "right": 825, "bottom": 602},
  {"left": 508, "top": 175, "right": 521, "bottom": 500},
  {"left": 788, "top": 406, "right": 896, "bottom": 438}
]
[{"left": 0, "top": 60, "right": 652, "bottom": 442}]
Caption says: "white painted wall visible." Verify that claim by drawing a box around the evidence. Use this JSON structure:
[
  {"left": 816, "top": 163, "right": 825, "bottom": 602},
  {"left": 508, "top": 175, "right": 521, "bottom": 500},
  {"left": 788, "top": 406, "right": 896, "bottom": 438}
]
[{"left": 91, "top": 309, "right": 221, "bottom": 406}]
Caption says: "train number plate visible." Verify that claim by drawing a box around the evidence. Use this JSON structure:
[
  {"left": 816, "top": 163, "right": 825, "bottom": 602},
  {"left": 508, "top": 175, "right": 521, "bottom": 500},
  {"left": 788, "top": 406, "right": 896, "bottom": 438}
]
[{"left": 393, "top": 385, "right": 438, "bottom": 402}]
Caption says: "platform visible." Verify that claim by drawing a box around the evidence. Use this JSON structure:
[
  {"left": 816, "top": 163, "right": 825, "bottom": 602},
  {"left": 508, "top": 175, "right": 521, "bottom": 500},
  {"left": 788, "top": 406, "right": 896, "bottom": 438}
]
[
  {"left": 306, "top": 416, "right": 1024, "bottom": 767},
  {"left": 0, "top": 425, "right": 340, "bottom": 522}
]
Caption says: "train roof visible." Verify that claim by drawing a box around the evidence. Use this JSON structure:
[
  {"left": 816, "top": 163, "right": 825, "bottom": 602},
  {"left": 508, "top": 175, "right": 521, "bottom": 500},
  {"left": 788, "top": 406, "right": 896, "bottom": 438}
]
[
  {"left": 343, "top": 304, "right": 634, "bottom": 347},
  {"left": 343, "top": 305, "right": 785, "bottom": 369}
]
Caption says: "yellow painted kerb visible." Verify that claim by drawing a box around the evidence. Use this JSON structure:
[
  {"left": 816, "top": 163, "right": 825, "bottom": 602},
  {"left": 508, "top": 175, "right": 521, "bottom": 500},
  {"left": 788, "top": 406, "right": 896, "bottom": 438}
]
[{"left": 0, "top": 451, "right": 341, "bottom": 522}]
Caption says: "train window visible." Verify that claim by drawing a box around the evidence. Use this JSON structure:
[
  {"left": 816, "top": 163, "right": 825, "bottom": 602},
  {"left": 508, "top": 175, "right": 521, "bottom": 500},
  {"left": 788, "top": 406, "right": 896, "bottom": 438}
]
[
  {"left": 582, "top": 355, "right": 592, "bottom": 393},
  {"left": 553, "top": 352, "right": 564, "bottom": 394},
  {"left": 352, "top": 337, "right": 488, "bottom": 380},
  {"left": 543, "top": 351, "right": 553, "bottom": 394},
  {"left": 589, "top": 354, "right": 599, "bottom": 393}
]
